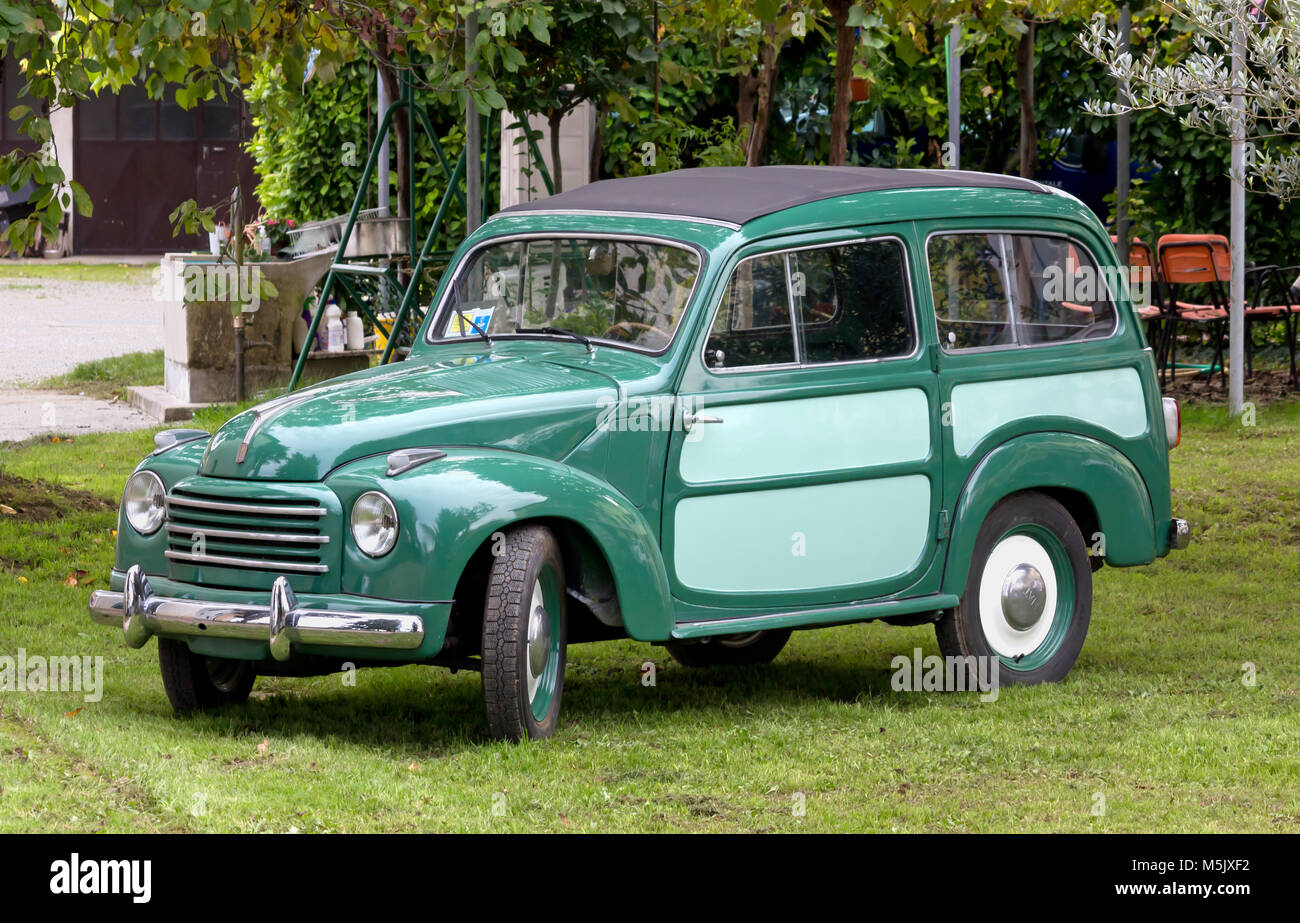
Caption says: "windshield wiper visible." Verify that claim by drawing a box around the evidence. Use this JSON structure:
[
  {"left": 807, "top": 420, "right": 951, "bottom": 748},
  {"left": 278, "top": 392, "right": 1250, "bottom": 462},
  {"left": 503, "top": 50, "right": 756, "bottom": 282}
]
[
  {"left": 514, "top": 324, "right": 593, "bottom": 352},
  {"left": 452, "top": 306, "right": 492, "bottom": 346}
]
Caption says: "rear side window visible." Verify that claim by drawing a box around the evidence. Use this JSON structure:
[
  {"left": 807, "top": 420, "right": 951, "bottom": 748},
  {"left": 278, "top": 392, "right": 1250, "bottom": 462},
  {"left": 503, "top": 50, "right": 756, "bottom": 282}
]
[
  {"left": 928, "top": 232, "right": 1117, "bottom": 351},
  {"left": 706, "top": 238, "right": 915, "bottom": 370}
]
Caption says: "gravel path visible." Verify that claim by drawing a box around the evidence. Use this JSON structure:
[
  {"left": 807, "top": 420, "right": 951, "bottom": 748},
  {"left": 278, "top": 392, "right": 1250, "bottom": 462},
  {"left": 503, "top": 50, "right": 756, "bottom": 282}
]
[
  {"left": 0, "top": 271, "right": 163, "bottom": 442},
  {"left": 0, "top": 388, "right": 155, "bottom": 442},
  {"left": 0, "top": 275, "right": 163, "bottom": 385}
]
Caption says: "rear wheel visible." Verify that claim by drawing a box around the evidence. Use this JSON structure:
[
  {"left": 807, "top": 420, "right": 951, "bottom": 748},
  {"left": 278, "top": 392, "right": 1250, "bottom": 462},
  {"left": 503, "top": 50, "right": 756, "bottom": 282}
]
[
  {"left": 158, "top": 639, "right": 255, "bottom": 711},
  {"left": 936, "top": 492, "right": 1092, "bottom": 685},
  {"left": 481, "top": 525, "right": 567, "bottom": 741},
  {"left": 665, "top": 630, "right": 792, "bottom": 667}
]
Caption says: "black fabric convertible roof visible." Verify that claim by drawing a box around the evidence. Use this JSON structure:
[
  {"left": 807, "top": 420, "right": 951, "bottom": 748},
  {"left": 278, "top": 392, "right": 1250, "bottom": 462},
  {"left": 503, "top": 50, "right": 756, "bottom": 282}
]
[{"left": 497, "top": 165, "right": 1048, "bottom": 226}]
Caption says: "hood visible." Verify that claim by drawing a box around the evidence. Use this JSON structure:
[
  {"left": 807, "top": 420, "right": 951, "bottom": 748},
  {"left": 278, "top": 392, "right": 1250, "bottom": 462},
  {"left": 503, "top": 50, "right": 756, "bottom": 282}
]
[{"left": 200, "top": 354, "right": 618, "bottom": 480}]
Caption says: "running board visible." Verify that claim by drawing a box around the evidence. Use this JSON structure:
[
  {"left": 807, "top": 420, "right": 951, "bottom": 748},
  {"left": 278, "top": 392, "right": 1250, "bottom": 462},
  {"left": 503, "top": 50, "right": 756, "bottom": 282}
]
[{"left": 671, "top": 593, "right": 960, "bottom": 640}]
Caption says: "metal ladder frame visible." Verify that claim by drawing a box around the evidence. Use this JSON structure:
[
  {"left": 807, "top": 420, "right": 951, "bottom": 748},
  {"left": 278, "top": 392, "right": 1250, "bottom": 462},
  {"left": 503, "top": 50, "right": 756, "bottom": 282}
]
[{"left": 287, "top": 74, "right": 554, "bottom": 391}]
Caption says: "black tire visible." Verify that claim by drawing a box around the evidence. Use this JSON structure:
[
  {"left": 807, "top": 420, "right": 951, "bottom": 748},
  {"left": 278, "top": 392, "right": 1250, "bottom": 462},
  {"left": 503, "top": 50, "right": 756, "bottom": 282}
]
[
  {"left": 935, "top": 491, "right": 1092, "bottom": 686},
  {"left": 158, "top": 639, "right": 255, "bottom": 711},
  {"left": 665, "top": 629, "right": 791, "bottom": 667},
  {"left": 481, "top": 524, "right": 567, "bottom": 741}
]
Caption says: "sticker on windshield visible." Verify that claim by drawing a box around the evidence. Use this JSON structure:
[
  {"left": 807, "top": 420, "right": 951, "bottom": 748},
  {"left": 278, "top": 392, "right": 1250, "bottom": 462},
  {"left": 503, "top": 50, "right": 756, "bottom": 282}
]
[{"left": 448, "top": 306, "right": 494, "bottom": 338}]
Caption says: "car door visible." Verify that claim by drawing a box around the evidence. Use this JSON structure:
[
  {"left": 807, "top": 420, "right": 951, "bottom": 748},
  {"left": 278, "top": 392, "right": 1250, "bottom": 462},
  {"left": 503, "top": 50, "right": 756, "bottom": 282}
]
[{"left": 661, "top": 225, "right": 945, "bottom": 613}]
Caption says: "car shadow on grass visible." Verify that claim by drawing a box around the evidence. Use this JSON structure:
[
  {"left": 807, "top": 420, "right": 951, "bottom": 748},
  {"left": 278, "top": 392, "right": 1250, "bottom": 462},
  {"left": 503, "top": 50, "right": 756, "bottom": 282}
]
[{"left": 161, "top": 651, "right": 946, "bottom": 755}]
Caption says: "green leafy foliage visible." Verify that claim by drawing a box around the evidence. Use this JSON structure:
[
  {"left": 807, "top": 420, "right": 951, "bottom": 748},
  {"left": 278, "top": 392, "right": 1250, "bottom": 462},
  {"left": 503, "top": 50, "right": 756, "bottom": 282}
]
[{"left": 245, "top": 58, "right": 483, "bottom": 243}]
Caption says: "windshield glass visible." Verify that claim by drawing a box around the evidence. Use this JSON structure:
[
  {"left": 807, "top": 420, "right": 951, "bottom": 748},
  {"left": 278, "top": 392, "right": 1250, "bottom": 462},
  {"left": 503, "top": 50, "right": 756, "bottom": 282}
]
[{"left": 431, "top": 236, "right": 700, "bottom": 351}]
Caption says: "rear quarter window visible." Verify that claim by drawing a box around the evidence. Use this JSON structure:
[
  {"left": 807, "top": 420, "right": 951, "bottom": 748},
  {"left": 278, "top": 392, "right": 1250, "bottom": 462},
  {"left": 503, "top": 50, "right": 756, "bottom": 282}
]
[{"left": 928, "top": 232, "right": 1118, "bottom": 351}]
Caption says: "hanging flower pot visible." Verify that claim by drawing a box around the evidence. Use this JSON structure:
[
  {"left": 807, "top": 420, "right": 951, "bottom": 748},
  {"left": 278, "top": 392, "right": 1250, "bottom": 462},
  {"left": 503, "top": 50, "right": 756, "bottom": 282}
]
[{"left": 850, "top": 77, "right": 870, "bottom": 102}]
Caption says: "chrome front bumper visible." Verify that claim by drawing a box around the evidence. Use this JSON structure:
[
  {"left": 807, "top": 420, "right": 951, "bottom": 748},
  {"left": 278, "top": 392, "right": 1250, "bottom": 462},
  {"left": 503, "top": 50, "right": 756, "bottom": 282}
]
[{"left": 88, "top": 565, "right": 425, "bottom": 662}]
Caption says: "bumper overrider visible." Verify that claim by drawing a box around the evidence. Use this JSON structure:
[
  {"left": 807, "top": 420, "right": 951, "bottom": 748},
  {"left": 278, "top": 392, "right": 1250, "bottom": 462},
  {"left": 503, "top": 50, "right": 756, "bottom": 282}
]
[
  {"left": 88, "top": 564, "right": 427, "bottom": 662},
  {"left": 1170, "top": 517, "right": 1191, "bottom": 551}
]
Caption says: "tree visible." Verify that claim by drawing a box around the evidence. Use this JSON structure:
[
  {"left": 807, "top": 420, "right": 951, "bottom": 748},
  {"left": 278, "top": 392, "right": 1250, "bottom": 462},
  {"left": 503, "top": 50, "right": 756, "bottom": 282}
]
[
  {"left": 819, "top": 1, "right": 1023, "bottom": 169},
  {"left": 1014, "top": 13, "right": 1037, "bottom": 176},
  {"left": 825, "top": 0, "right": 858, "bottom": 166},
  {"left": 1081, "top": 0, "right": 1300, "bottom": 200},
  {"left": 0, "top": 1, "right": 551, "bottom": 251},
  {"left": 1006, "top": 1, "right": 1090, "bottom": 178},
  {"left": 494, "top": 0, "right": 652, "bottom": 193},
  {"left": 739, "top": 4, "right": 808, "bottom": 165},
  {"left": 659, "top": 1, "right": 807, "bottom": 166}
]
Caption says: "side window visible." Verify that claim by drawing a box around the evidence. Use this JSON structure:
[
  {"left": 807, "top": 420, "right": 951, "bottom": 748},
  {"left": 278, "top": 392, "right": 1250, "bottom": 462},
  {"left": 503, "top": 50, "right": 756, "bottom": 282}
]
[
  {"left": 792, "top": 239, "right": 913, "bottom": 363},
  {"left": 706, "top": 238, "right": 915, "bottom": 371},
  {"left": 1008, "top": 235, "right": 1117, "bottom": 344},
  {"left": 929, "top": 233, "right": 1014, "bottom": 350},
  {"left": 706, "top": 253, "right": 794, "bottom": 368},
  {"left": 929, "top": 232, "right": 1117, "bottom": 351}
]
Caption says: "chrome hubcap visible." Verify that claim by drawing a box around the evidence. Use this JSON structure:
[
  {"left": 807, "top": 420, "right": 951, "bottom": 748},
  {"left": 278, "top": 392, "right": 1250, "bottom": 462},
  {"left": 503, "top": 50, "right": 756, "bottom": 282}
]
[
  {"left": 978, "top": 534, "right": 1058, "bottom": 659},
  {"left": 1000, "top": 563, "right": 1047, "bottom": 631},
  {"left": 525, "top": 579, "right": 550, "bottom": 702}
]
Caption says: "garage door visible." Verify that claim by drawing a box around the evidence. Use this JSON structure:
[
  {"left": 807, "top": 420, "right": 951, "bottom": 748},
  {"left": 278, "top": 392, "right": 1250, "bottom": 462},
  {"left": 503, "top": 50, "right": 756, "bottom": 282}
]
[{"left": 73, "top": 86, "right": 257, "bottom": 254}]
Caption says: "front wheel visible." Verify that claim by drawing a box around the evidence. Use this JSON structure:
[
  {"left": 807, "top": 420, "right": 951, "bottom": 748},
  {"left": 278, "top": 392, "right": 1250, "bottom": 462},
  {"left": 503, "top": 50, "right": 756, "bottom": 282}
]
[
  {"left": 158, "top": 639, "right": 255, "bottom": 711},
  {"left": 936, "top": 492, "right": 1092, "bottom": 685},
  {"left": 481, "top": 524, "right": 567, "bottom": 741}
]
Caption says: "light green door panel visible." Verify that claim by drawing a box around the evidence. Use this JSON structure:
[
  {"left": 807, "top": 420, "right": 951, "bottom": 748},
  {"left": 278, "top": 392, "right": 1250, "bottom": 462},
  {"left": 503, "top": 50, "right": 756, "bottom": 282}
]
[
  {"left": 663, "top": 221, "right": 944, "bottom": 613},
  {"left": 950, "top": 367, "right": 1149, "bottom": 457},
  {"left": 674, "top": 475, "right": 931, "bottom": 593},
  {"left": 679, "top": 389, "right": 930, "bottom": 483}
]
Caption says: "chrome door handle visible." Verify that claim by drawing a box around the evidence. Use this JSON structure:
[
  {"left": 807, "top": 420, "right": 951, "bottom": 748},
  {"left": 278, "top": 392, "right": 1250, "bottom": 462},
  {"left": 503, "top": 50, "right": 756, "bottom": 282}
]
[{"left": 682, "top": 412, "right": 723, "bottom": 431}]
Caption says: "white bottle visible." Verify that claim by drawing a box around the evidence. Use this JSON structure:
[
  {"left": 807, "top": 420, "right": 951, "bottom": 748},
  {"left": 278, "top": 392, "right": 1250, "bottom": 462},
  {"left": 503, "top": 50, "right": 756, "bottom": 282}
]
[
  {"left": 323, "top": 300, "right": 344, "bottom": 353},
  {"left": 345, "top": 311, "right": 364, "bottom": 351}
]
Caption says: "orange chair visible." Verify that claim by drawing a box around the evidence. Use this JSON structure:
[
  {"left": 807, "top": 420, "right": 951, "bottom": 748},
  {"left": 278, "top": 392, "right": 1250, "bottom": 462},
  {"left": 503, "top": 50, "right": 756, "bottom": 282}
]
[
  {"left": 1155, "top": 233, "right": 1297, "bottom": 386},
  {"left": 1156, "top": 234, "right": 1230, "bottom": 384}
]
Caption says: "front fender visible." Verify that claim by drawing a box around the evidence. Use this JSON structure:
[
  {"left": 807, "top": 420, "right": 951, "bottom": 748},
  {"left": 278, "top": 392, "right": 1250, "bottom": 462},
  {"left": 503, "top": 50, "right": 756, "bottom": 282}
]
[
  {"left": 326, "top": 449, "right": 675, "bottom": 641},
  {"left": 942, "top": 432, "right": 1157, "bottom": 597}
]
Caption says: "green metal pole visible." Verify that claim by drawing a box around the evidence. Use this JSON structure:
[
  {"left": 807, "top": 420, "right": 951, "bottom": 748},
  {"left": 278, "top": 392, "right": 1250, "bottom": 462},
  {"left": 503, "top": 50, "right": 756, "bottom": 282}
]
[
  {"left": 288, "top": 98, "right": 409, "bottom": 391},
  {"left": 405, "top": 72, "right": 416, "bottom": 271},
  {"left": 417, "top": 106, "right": 468, "bottom": 212},
  {"left": 380, "top": 151, "right": 467, "bottom": 366},
  {"left": 482, "top": 112, "right": 493, "bottom": 219},
  {"left": 465, "top": 6, "right": 481, "bottom": 233}
]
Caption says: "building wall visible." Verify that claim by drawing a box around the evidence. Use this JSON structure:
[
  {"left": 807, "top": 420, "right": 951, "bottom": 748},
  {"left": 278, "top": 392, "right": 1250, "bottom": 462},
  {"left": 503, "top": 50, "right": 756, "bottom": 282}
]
[{"left": 498, "top": 104, "right": 596, "bottom": 211}]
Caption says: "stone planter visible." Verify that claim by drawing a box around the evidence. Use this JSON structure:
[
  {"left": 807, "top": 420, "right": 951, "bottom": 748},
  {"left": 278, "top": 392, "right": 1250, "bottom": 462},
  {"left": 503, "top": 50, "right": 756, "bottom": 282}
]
[{"left": 160, "top": 249, "right": 367, "bottom": 404}]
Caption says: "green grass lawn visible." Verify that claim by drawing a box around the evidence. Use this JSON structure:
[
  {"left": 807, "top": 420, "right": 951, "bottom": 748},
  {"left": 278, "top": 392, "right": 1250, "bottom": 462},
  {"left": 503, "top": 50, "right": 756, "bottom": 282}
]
[
  {"left": 36, "top": 350, "right": 165, "bottom": 402},
  {"left": 0, "top": 262, "right": 156, "bottom": 285},
  {"left": 0, "top": 402, "right": 1297, "bottom": 832}
]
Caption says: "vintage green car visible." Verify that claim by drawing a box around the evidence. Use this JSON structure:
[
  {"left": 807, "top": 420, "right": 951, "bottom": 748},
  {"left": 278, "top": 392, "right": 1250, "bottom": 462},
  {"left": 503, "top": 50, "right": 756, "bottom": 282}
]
[{"left": 91, "top": 166, "right": 1188, "bottom": 739}]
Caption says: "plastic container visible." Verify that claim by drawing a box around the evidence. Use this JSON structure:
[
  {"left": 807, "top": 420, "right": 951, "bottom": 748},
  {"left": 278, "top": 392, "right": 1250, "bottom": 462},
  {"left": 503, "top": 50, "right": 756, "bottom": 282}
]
[
  {"left": 323, "top": 300, "right": 344, "bottom": 353},
  {"left": 345, "top": 311, "right": 365, "bottom": 351},
  {"left": 326, "top": 317, "right": 344, "bottom": 352}
]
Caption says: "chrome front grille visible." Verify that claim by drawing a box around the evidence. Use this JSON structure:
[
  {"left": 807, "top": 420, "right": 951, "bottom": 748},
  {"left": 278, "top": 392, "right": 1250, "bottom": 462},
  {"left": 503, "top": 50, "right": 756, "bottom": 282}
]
[{"left": 164, "top": 489, "right": 331, "bottom": 576}]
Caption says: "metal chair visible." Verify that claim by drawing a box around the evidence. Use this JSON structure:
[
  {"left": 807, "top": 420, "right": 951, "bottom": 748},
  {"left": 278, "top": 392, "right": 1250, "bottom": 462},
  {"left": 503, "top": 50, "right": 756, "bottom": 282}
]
[
  {"left": 1241, "top": 263, "right": 1298, "bottom": 386},
  {"left": 1156, "top": 234, "right": 1230, "bottom": 385}
]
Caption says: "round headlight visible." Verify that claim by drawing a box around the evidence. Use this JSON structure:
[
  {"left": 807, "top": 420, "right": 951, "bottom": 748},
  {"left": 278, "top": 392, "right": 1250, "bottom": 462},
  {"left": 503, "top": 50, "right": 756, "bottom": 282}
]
[
  {"left": 351, "top": 491, "right": 399, "bottom": 557},
  {"left": 123, "top": 470, "right": 166, "bottom": 535}
]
